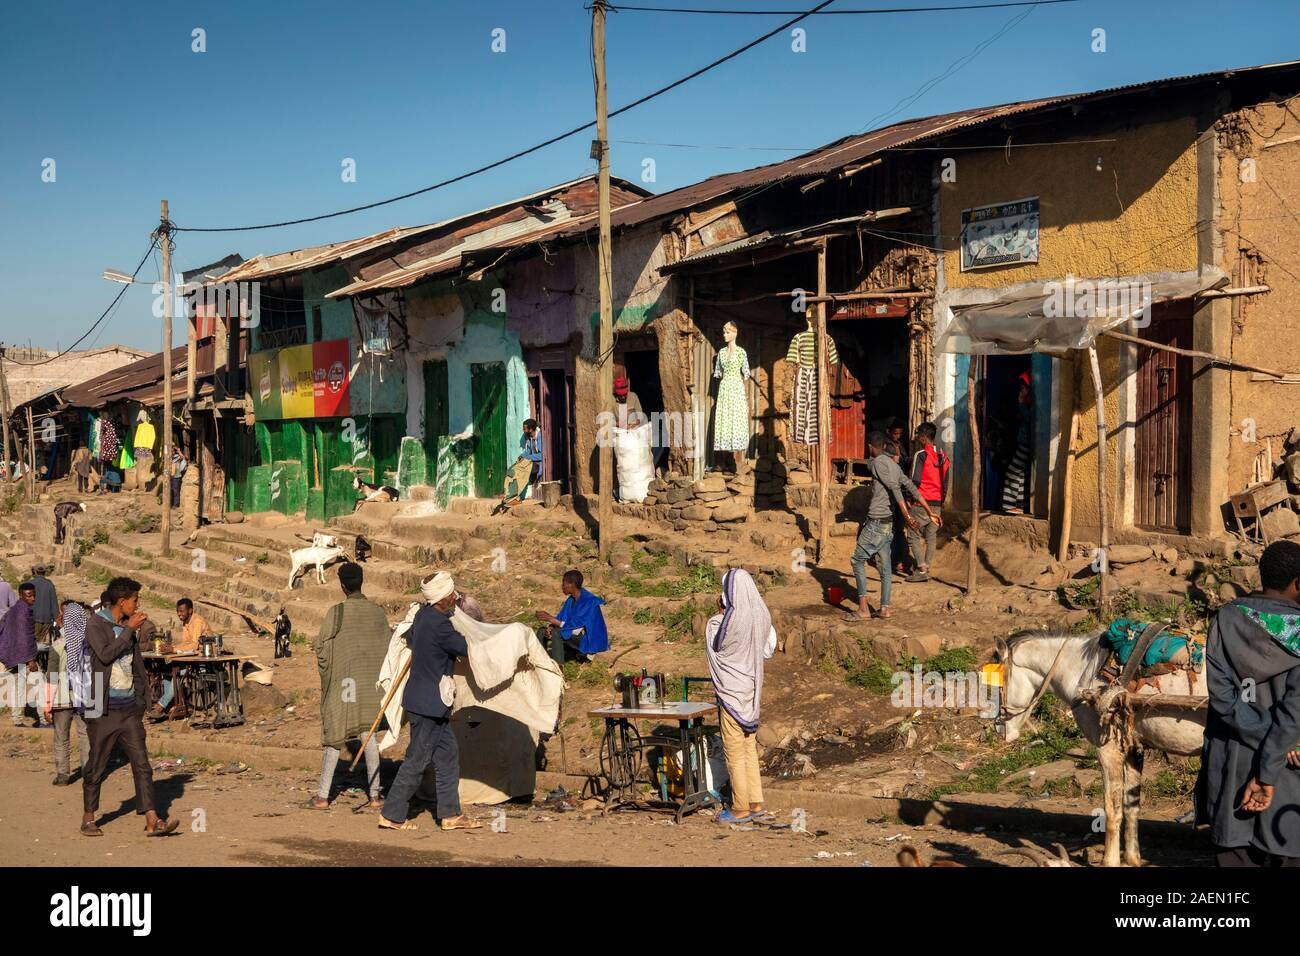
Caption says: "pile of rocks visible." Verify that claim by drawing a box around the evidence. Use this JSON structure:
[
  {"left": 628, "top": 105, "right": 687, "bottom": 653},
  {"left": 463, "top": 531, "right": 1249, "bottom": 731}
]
[{"left": 614, "top": 459, "right": 813, "bottom": 532}]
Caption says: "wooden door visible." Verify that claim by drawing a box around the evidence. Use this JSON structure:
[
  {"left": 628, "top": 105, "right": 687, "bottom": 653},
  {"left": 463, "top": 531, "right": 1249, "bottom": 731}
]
[
  {"left": 1134, "top": 301, "right": 1193, "bottom": 531},
  {"left": 828, "top": 358, "right": 867, "bottom": 461},
  {"left": 422, "top": 359, "right": 449, "bottom": 463},
  {"left": 471, "top": 362, "right": 506, "bottom": 497}
]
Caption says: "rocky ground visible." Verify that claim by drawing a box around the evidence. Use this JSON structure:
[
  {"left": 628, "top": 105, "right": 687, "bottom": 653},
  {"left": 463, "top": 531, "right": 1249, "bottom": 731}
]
[{"left": 0, "top": 476, "right": 1242, "bottom": 866}]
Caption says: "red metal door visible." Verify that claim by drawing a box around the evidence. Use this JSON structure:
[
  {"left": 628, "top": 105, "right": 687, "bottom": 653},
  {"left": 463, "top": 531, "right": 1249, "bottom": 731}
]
[
  {"left": 828, "top": 359, "right": 867, "bottom": 461},
  {"left": 1134, "top": 301, "right": 1193, "bottom": 531}
]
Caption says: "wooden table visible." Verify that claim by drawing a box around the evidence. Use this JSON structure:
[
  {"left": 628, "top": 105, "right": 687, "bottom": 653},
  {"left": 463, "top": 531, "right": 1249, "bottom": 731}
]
[
  {"left": 588, "top": 701, "right": 720, "bottom": 821},
  {"left": 142, "top": 652, "right": 245, "bottom": 728}
]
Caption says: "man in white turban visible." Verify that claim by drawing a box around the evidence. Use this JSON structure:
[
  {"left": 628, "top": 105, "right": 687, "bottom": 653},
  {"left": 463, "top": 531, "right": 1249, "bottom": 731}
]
[{"left": 379, "top": 571, "right": 481, "bottom": 832}]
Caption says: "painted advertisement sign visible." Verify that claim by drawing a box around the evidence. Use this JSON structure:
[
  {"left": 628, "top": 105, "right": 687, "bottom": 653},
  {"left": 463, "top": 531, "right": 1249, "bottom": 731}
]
[
  {"left": 960, "top": 197, "right": 1040, "bottom": 271},
  {"left": 250, "top": 339, "right": 351, "bottom": 419}
]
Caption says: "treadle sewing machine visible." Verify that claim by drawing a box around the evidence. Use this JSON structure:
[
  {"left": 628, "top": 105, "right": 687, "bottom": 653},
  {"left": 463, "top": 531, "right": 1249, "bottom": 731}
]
[{"left": 588, "top": 674, "right": 720, "bottom": 821}]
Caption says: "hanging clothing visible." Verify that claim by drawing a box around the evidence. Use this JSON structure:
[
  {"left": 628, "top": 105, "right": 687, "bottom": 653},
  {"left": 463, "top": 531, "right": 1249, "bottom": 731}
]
[
  {"left": 785, "top": 328, "right": 839, "bottom": 369},
  {"left": 1001, "top": 398, "right": 1031, "bottom": 512},
  {"left": 705, "top": 568, "right": 777, "bottom": 734},
  {"left": 132, "top": 418, "right": 156, "bottom": 454},
  {"left": 712, "top": 345, "right": 751, "bottom": 453},
  {"left": 790, "top": 366, "right": 819, "bottom": 445},
  {"left": 98, "top": 420, "right": 119, "bottom": 464}
]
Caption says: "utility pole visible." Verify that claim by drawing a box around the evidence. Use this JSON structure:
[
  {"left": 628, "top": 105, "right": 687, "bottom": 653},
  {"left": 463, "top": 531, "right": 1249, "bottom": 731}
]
[
  {"left": 158, "top": 201, "right": 174, "bottom": 555},
  {"left": 593, "top": 0, "right": 614, "bottom": 562},
  {"left": 0, "top": 346, "right": 12, "bottom": 489}
]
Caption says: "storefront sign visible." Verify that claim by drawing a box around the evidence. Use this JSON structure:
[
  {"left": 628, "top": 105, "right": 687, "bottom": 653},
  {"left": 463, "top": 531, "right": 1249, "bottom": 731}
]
[
  {"left": 249, "top": 339, "right": 351, "bottom": 419},
  {"left": 960, "top": 197, "right": 1040, "bottom": 271}
]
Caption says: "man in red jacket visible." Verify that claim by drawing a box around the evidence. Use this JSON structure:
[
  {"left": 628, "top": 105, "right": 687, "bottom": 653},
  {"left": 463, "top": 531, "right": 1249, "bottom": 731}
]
[{"left": 905, "top": 422, "right": 948, "bottom": 583}]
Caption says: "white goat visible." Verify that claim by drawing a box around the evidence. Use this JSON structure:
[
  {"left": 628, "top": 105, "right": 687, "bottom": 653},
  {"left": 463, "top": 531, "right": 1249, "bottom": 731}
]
[{"left": 287, "top": 545, "right": 348, "bottom": 589}]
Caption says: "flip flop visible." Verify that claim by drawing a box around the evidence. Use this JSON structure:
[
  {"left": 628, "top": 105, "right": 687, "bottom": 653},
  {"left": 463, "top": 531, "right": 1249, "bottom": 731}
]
[
  {"left": 145, "top": 818, "right": 179, "bottom": 837},
  {"left": 844, "top": 611, "right": 871, "bottom": 623},
  {"left": 304, "top": 798, "right": 331, "bottom": 810},
  {"left": 378, "top": 818, "right": 418, "bottom": 831},
  {"left": 440, "top": 816, "right": 483, "bottom": 831},
  {"left": 80, "top": 821, "right": 103, "bottom": 837}
]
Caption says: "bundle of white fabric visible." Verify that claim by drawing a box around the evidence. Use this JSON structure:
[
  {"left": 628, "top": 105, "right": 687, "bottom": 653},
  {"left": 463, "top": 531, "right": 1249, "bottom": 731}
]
[{"left": 376, "top": 574, "right": 564, "bottom": 756}]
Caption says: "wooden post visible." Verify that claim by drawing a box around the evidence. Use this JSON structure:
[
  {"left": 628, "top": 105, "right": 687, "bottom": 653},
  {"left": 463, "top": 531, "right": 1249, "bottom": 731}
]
[
  {"left": 0, "top": 346, "right": 12, "bottom": 486},
  {"left": 25, "top": 405, "right": 36, "bottom": 501},
  {"left": 965, "top": 357, "right": 980, "bottom": 593},
  {"left": 160, "top": 200, "right": 173, "bottom": 555},
  {"left": 1056, "top": 353, "right": 1081, "bottom": 563},
  {"left": 815, "top": 239, "right": 831, "bottom": 564},
  {"left": 1087, "top": 345, "right": 1110, "bottom": 613},
  {"left": 593, "top": 0, "right": 615, "bottom": 563},
  {"left": 186, "top": 278, "right": 197, "bottom": 453}
]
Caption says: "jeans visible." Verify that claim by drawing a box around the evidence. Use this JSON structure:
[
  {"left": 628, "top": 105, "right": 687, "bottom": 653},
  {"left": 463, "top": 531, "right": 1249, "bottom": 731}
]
[
  {"left": 53, "top": 708, "right": 89, "bottom": 776},
  {"left": 76, "top": 473, "right": 89, "bottom": 493},
  {"left": 317, "top": 736, "right": 382, "bottom": 801},
  {"left": 851, "top": 519, "right": 894, "bottom": 608},
  {"left": 170, "top": 476, "right": 181, "bottom": 507},
  {"left": 382, "top": 713, "right": 460, "bottom": 824},
  {"left": 158, "top": 679, "right": 174, "bottom": 709},
  {"left": 905, "top": 501, "right": 940, "bottom": 570}
]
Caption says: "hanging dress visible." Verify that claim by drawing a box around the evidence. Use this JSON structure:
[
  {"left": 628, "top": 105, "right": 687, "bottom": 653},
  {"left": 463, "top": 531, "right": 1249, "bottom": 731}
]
[
  {"left": 785, "top": 329, "right": 839, "bottom": 445},
  {"left": 712, "top": 345, "right": 751, "bottom": 453}
]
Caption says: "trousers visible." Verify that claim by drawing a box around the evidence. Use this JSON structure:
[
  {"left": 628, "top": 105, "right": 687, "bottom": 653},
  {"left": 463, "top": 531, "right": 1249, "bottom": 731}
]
[
  {"left": 382, "top": 713, "right": 460, "bottom": 823},
  {"left": 719, "top": 708, "right": 763, "bottom": 809},
  {"left": 82, "top": 701, "right": 156, "bottom": 815}
]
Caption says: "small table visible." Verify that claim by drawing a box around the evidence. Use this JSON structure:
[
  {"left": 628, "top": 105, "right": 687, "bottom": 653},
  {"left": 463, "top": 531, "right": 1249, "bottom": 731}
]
[
  {"left": 588, "top": 701, "right": 719, "bottom": 821},
  {"left": 142, "top": 652, "right": 245, "bottom": 728}
]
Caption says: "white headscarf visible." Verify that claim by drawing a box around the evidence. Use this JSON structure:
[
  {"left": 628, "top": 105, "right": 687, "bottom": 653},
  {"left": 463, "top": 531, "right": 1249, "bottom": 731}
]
[
  {"left": 421, "top": 571, "right": 455, "bottom": 604},
  {"left": 706, "top": 568, "right": 774, "bottom": 733}
]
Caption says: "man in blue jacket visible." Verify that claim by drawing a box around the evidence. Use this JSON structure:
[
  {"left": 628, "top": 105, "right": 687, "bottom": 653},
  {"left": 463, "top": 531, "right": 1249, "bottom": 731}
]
[
  {"left": 379, "top": 571, "right": 481, "bottom": 832},
  {"left": 537, "top": 569, "right": 609, "bottom": 664}
]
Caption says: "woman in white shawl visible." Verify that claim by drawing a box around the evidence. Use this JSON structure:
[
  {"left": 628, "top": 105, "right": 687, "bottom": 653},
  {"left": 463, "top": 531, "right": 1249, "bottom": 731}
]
[{"left": 706, "top": 568, "right": 777, "bottom": 824}]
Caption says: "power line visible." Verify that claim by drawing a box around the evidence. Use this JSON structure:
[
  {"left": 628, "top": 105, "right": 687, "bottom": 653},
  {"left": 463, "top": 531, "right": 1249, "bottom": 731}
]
[
  {"left": 175, "top": 0, "right": 839, "bottom": 234},
  {"left": 2, "top": 237, "right": 160, "bottom": 368},
  {"left": 605, "top": 0, "right": 1077, "bottom": 12}
]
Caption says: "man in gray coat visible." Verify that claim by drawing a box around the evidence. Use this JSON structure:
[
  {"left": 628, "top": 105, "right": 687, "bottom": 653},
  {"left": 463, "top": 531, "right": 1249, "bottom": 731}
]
[{"left": 1197, "top": 539, "right": 1300, "bottom": 866}]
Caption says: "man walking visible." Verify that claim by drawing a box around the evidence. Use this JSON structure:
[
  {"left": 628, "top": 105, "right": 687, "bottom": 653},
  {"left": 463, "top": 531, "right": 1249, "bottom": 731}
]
[
  {"left": 904, "top": 422, "right": 949, "bottom": 583},
  {"left": 379, "top": 571, "right": 480, "bottom": 832},
  {"left": 0, "top": 583, "right": 39, "bottom": 727},
  {"left": 80, "top": 577, "right": 178, "bottom": 837},
  {"left": 27, "top": 564, "right": 58, "bottom": 644},
  {"left": 169, "top": 448, "right": 187, "bottom": 509},
  {"left": 71, "top": 446, "right": 91, "bottom": 494},
  {"left": 308, "top": 562, "right": 389, "bottom": 811},
  {"left": 1197, "top": 540, "right": 1300, "bottom": 866},
  {"left": 848, "top": 432, "right": 936, "bottom": 621}
]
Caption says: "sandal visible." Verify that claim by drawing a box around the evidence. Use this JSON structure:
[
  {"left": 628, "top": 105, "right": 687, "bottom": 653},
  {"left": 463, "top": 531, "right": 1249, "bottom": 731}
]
[
  {"left": 440, "top": 815, "right": 483, "bottom": 831},
  {"left": 378, "top": 817, "right": 418, "bottom": 831},
  {"left": 876, "top": 607, "right": 893, "bottom": 619},
  {"left": 80, "top": 821, "right": 103, "bottom": 837},
  {"left": 304, "top": 797, "right": 330, "bottom": 810},
  {"left": 145, "top": 818, "right": 179, "bottom": 837}
]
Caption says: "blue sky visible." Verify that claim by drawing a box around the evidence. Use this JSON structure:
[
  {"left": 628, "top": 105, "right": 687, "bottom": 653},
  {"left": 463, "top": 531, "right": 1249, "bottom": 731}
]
[{"left": 1, "top": 0, "right": 1296, "bottom": 352}]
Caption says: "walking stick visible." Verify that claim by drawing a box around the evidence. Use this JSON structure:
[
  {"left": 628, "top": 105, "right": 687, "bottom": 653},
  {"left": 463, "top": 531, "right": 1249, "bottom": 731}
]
[{"left": 349, "top": 656, "right": 411, "bottom": 771}]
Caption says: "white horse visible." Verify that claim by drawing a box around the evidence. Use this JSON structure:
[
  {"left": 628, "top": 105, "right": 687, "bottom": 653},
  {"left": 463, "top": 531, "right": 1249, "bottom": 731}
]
[{"left": 995, "top": 628, "right": 1206, "bottom": 867}]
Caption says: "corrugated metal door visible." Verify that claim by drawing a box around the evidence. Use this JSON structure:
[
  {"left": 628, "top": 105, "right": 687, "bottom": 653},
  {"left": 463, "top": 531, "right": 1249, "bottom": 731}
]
[
  {"left": 422, "top": 359, "right": 449, "bottom": 463},
  {"left": 471, "top": 362, "right": 506, "bottom": 497},
  {"left": 1134, "top": 301, "right": 1193, "bottom": 532}
]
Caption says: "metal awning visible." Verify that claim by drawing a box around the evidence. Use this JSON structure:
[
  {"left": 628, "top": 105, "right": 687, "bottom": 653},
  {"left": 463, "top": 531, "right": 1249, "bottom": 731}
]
[{"left": 936, "top": 268, "right": 1227, "bottom": 355}]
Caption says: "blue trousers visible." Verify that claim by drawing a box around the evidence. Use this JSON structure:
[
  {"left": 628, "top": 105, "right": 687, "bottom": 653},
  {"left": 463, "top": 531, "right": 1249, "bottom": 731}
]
[
  {"left": 382, "top": 713, "right": 460, "bottom": 824},
  {"left": 851, "top": 519, "right": 894, "bottom": 608}
]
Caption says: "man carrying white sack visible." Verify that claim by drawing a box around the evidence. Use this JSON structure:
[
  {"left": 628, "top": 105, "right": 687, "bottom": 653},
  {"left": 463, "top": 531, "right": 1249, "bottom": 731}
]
[
  {"left": 376, "top": 572, "right": 565, "bottom": 821},
  {"left": 379, "top": 572, "right": 479, "bottom": 832}
]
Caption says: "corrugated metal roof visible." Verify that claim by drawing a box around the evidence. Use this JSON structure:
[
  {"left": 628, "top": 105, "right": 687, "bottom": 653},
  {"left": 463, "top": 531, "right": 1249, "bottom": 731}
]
[
  {"left": 57, "top": 341, "right": 214, "bottom": 410},
  {"left": 207, "top": 175, "right": 651, "bottom": 288},
  {"left": 551, "top": 58, "right": 1300, "bottom": 237}
]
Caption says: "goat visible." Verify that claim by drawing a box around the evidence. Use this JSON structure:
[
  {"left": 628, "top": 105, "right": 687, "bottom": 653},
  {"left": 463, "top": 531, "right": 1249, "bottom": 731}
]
[
  {"left": 273, "top": 608, "right": 293, "bottom": 658},
  {"left": 896, "top": 845, "right": 964, "bottom": 867},
  {"left": 287, "top": 545, "right": 349, "bottom": 589},
  {"left": 294, "top": 531, "right": 339, "bottom": 549},
  {"left": 352, "top": 476, "right": 398, "bottom": 511}
]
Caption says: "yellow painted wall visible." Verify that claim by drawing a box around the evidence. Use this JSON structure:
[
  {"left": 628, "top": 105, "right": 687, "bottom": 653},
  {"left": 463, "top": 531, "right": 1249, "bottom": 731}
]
[{"left": 940, "top": 115, "right": 1200, "bottom": 536}]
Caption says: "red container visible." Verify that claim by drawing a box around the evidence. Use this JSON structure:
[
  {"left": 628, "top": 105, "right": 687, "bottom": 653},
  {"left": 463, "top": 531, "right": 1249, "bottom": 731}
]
[{"left": 825, "top": 586, "right": 845, "bottom": 606}]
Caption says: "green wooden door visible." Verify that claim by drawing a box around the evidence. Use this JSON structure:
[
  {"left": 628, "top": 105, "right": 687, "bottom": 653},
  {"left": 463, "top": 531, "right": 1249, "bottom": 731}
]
[
  {"left": 471, "top": 362, "right": 506, "bottom": 497},
  {"left": 422, "top": 359, "right": 450, "bottom": 462}
]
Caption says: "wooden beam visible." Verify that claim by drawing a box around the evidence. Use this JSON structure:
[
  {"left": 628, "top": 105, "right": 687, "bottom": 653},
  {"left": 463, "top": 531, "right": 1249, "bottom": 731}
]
[
  {"left": 1087, "top": 346, "right": 1110, "bottom": 614},
  {"left": 1101, "top": 329, "right": 1292, "bottom": 379},
  {"left": 1056, "top": 353, "right": 1081, "bottom": 563},
  {"left": 816, "top": 239, "right": 831, "bottom": 565},
  {"left": 965, "top": 358, "right": 980, "bottom": 593}
]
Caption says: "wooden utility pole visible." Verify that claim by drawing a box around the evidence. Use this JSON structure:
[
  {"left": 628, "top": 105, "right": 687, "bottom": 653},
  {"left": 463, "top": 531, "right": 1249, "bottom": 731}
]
[
  {"left": 593, "top": 0, "right": 614, "bottom": 562},
  {"left": 815, "top": 240, "right": 831, "bottom": 563},
  {"left": 1056, "top": 352, "right": 1081, "bottom": 563},
  {"left": 1087, "top": 345, "right": 1110, "bottom": 613},
  {"left": 25, "top": 406, "right": 36, "bottom": 501},
  {"left": 0, "top": 346, "right": 12, "bottom": 488},
  {"left": 159, "top": 201, "right": 173, "bottom": 555},
  {"left": 965, "top": 358, "right": 981, "bottom": 593}
]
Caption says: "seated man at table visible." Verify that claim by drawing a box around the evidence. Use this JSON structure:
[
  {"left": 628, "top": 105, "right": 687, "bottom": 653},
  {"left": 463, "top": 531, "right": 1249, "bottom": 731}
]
[
  {"left": 173, "top": 598, "right": 213, "bottom": 654},
  {"left": 535, "top": 570, "right": 608, "bottom": 665}
]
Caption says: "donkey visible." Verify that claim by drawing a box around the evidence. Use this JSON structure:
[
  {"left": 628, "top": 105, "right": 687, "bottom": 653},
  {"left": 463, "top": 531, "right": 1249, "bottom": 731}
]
[{"left": 994, "top": 628, "right": 1206, "bottom": 867}]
